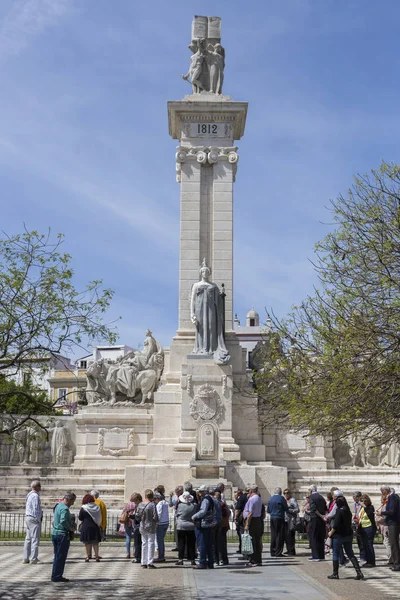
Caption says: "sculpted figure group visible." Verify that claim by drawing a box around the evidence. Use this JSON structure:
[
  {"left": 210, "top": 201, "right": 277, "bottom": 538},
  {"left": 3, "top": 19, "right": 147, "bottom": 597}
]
[
  {"left": 182, "top": 38, "right": 225, "bottom": 94},
  {"left": 85, "top": 330, "right": 164, "bottom": 406},
  {"left": 0, "top": 419, "right": 70, "bottom": 465},
  {"left": 333, "top": 435, "right": 400, "bottom": 468}
]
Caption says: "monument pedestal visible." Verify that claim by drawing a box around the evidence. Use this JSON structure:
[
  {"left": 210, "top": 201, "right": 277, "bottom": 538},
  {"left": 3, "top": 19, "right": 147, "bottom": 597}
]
[{"left": 73, "top": 406, "right": 153, "bottom": 469}]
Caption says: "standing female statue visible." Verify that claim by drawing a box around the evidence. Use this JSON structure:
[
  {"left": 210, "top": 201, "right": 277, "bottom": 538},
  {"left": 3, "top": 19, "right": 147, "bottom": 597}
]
[
  {"left": 190, "top": 260, "right": 230, "bottom": 364},
  {"left": 206, "top": 43, "right": 225, "bottom": 94}
]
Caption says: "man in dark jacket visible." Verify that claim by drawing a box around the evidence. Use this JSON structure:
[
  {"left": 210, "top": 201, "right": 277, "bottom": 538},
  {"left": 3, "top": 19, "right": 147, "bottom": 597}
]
[
  {"left": 267, "top": 487, "right": 288, "bottom": 557},
  {"left": 308, "top": 485, "right": 327, "bottom": 561},
  {"left": 379, "top": 486, "right": 400, "bottom": 571},
  {"left": 192, "top": 485, "right": 215, "bottom": 569}
]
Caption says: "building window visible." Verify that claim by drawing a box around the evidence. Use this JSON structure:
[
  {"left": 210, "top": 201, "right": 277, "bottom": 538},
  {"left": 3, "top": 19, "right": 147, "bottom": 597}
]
[
  {"left": 23, "top": 372, "right": 32, "bottom": 385},
  {"left": 79, "top": 360, "right": 87, "bottom": 369},
  {"left": 57, "top": 388, "right": 68, "bottom": 404},
  {"left": 249, "top": 318, "right": 255, "bottom": 327}
]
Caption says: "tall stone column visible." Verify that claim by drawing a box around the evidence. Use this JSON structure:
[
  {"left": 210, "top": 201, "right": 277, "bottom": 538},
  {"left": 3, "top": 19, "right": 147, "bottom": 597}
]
[{"left": 168, "top": 99, "right": 247, "bottom": 334}]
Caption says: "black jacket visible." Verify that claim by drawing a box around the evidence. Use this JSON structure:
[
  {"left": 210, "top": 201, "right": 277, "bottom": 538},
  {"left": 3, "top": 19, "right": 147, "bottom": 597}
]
[
  {"left": 332, "top": 506, "right": 353, "bottom": 537},
  {"left": 309, "top": 493, "right": 327, "bottom": 518},
  {"left": 382, "top": 493, "right": 400, "bottom": 526}
]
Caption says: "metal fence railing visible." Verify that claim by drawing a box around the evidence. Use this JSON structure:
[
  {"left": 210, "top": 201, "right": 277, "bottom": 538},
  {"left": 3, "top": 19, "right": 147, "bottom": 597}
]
[
  {"left": 0, "top": 511, "right": 305, "bottom": 543},
  {"left": 0, "top": 512, "right": 382, "bottom": 545}
]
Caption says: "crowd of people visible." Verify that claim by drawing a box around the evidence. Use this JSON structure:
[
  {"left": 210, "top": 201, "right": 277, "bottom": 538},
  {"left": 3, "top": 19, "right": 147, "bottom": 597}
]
[{"left": 22, "top": 478, "right": 400, "bottom": 583}]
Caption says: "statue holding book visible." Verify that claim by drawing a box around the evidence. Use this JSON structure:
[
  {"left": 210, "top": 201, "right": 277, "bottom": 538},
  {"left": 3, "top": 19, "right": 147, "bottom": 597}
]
[{"left": 182, "top": 16, "right": 225, "bottom": 95}]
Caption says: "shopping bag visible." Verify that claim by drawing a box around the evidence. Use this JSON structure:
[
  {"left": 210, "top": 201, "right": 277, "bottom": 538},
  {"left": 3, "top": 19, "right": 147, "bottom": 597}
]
[{"left": 241, "top": 532, "right": 253, "bottom": 556}]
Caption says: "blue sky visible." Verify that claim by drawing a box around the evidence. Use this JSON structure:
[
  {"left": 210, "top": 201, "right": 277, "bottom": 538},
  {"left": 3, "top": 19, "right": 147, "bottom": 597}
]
[{"left": 1, "top": 0, "right": 400, "bottom": 354}]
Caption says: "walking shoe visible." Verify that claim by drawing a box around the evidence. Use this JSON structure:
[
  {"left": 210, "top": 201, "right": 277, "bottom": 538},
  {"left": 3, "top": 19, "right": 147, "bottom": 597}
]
[
  {"left": 22, "top": 560, "right": 29, "bottom": 564},
  {"left": 193, "top": 565, "right": 207, "bottom": 569},
  {"left": 126, "top": 554, "right": 131, "bottom": 558},
  {"left": 361, "top": 563, "right": 374, "bottom": 568},
  {"left": 308, "top": 558, "right": 320, "bottom": 561},
  {"left": 52, "top": 577, "right": 69, "bottom": 582},
  {"left": 148, "top": 564, "right": 156, "bottom": 569},
  {"left": 141, "top": 565, "right": 148, "bottom": 569},
  {"left": 175, "top": 560, "right": 183, "bottom": 565},
  {"left": 191, "top": 560, "right": 196, "bottom": 565},
  {"left": 153, "top": 558, "right": 166, "bottom": 562},
  {"left": 30, "top": 559, "right": 39, "bottom": 564}
]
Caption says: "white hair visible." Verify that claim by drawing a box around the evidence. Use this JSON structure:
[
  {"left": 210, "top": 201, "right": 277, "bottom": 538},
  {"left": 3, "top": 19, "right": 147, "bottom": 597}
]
[
  {"left": 90, "top": 489, "right": 100, "bottom": 499},
  {"left": 31, "top": 480, "right": 41, "bottom": 490},
  {"left": 309, "top": 484, "right": 318, "bottom": 493}
]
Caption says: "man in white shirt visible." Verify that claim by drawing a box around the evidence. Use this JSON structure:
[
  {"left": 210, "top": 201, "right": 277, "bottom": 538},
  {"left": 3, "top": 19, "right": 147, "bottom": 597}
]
[{"left": 23, "top": 480, "right": 43, "bottom": 564}]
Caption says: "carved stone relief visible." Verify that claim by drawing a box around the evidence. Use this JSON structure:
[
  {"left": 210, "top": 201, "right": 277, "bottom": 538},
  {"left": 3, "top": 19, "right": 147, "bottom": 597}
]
[
  {"left": 198, "top": 422, "right": 218, "bottom": 459},
  {"left": 98, "top": 427, "right": 136, "bottom": 457},
  {"left": 276, "top": 430, "right": 312, "bottom": 456},
  {"left": 189, "top": 384, "right": 223, "bottom": 423}
]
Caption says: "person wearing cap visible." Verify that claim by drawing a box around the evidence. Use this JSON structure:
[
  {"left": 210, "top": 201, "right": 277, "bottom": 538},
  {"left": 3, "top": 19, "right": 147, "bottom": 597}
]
[
  {"left": 154, "top": 492, "right": 169, "bottom": 562},
  {"left": 244, "top": 485, "right": 264, "bottom": 566},
  {"left": 267, "top": 487, "right": 288, "bottom": 558},
  {"left": 352, "top": 492, "right": 365, "bottom": 562},
  {"left": 192, "top": 485, "right": 215, "bottom": 569},
  {"left": 176, "top": 491, "right": 197, "bottom": 565},
  {"left": 377, "top": 485, "right": 400, "bottom": 571}
]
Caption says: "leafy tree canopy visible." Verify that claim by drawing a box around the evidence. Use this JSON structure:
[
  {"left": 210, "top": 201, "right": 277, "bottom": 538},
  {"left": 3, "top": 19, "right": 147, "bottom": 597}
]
[
  {"left": 256, "top": 161, "right": 400, "bottom": 444},
  {"left": 0, "top": 229, "right": 117, "bottom": 434}
]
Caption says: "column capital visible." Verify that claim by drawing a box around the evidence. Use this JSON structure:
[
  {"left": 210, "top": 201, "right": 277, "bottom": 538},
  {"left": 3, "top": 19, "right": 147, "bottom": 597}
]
[{"left": 175, "top": 146, "right": 239, "bottom": 182}]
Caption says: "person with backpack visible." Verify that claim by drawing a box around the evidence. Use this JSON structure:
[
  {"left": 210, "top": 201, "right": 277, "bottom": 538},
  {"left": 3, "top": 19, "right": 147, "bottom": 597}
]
[
  {"left": 119, "top": 493, "right": 140, "bottom": 559},
  {"left": 192, "top": 485, "right": 215, "bottom": 569},
  {"left": 137, "top": 489, "right": 159, "bottom": 568}
]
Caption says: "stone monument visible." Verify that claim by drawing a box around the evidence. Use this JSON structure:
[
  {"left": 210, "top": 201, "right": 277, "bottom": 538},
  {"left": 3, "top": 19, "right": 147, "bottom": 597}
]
[
  {"left": 125, "top": 15, "right": 286, "bottom": 496},
  {"left": 2, "top": 17, "right": 400, "bottom": 508}
]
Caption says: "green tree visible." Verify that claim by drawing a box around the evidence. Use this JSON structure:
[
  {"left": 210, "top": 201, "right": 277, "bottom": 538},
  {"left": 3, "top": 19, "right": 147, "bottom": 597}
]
[
  {"left": 0, "top": 229, "right": 117, "bottom": 434},
  {"left": 256, "top": 161, "right": 400, "bottom": 444}
]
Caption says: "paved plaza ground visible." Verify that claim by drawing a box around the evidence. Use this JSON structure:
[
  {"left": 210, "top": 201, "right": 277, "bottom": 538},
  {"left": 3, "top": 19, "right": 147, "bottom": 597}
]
[{"left": 0, "top": 542, "right": 398, "bottom": 600}]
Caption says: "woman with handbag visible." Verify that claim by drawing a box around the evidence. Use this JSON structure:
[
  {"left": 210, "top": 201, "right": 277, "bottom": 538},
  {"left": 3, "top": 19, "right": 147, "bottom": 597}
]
[
  {"left": 119, "top": 493, "right": 140, "bottom": 558},
  {"left": 358, "top": 494, "right": 377, "bottom": 568},
  {"left": 78, "top": 494, "right": 102, "bottom": 562}
]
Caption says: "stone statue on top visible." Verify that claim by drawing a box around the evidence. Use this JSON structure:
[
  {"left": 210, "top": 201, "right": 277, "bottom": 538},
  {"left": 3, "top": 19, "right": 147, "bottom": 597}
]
[
  {"left": 182, "top": 16, "right": 225, "bottom": 95},
  {"left": 190, "top": 259, "right": 230, "bottom": 365}
]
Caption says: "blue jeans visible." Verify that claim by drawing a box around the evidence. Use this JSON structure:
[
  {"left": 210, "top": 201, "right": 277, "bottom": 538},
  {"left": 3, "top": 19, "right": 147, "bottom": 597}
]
[
  {"left": 332, "top": 535, "right": 355, "bottom": 562},
  {"left": 51, "top": 534, "right": 70, "bottom": 581},
  {"left": 125, "top": 526, "right": 133, "bottom": 555},
  {"left": 156, "top": 523, "right": 169, "bottom": 559},
  {"left": 196, "top": 527, "right": 214, "bottom": 567},
  {"left": 361, "top": 526, "right": 376, "bottom": 565}
]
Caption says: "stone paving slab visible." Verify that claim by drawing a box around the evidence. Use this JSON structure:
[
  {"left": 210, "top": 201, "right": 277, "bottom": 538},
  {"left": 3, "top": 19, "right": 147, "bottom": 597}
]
[{"left": 0, "top": 543, "right": 397, "bottom": 600}]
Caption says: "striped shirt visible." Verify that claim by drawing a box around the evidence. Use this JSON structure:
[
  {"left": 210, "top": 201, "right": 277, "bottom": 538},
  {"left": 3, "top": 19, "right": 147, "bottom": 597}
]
[{"left": 25, "top": 491, "right": 43, "bottom": 520}]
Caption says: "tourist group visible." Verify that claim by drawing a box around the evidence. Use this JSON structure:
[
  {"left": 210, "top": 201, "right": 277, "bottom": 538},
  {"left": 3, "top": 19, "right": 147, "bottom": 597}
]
[{"left": 22, "top": 479, "right": 400, "bottom": 582}]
